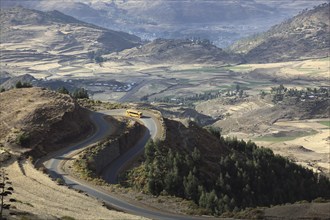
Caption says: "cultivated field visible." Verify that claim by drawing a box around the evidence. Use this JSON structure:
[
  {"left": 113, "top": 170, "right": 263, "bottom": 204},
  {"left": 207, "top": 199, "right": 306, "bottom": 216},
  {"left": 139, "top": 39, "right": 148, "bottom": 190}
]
[
  {"left": 2, "top": 47, "right": 329, "bottom": 176},
  {"left": 253, "top": 119, "right": 330, "bottom": 175}
]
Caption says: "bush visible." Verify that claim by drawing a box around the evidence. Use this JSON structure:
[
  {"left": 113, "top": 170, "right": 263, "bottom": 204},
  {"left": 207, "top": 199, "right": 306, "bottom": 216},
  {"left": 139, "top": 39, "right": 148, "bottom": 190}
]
[
  {"left": 16, "top": 133, "right": 30, "bottom": 147},
  {"left": 56, "top": 178, "right": 64, "bottom": 185},
  {"left": 312, "top": 197, "right": 328, "bottom": 203}
]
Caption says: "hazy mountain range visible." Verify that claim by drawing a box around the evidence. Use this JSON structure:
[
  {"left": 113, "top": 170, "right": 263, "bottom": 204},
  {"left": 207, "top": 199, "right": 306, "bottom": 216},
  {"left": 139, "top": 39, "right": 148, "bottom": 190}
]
[
  {"left": 1, "top": 2, "right": 329, "bottom": 66},
  {"left": 1, "top": 0, "right": 328, "bottom": 47}
]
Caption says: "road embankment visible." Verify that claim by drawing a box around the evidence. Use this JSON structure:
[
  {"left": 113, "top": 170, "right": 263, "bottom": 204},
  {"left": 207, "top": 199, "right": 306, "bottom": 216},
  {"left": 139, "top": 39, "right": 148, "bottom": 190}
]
[{"left": 73, "top": 119, "right": 146, "bottom": 181}]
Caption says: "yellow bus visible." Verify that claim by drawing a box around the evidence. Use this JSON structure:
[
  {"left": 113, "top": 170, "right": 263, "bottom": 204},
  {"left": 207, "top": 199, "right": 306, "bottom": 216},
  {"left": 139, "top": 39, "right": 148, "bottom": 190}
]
[{"left": 126, "top": 109, "right": 142, "bottom": 118}]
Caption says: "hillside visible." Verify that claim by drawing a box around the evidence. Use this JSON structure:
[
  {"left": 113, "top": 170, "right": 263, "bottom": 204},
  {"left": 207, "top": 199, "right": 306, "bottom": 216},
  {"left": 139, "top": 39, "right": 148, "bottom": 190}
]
[
  {"left": 107, "top": 39, "right": 243, "bottom": 64},
  {"left": 0, "top": 87, "right": 92, "bottom": 158},
  {"left": 0, "top": 7, "right": 141, "bottom": 58},
  {"left": 125, "top": 118, "right": 330, "bottom": 216},
  {"left": 230, "top": 3, "right": 330, "bottom": 63}
]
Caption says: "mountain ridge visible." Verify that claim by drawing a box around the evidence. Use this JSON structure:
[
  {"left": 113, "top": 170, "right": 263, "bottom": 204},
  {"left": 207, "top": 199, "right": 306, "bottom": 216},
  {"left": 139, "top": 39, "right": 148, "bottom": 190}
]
[
  {"left": 230, "top": 3, "right": 330, "bottom": 63},
  {"left": 1, "top": 7, "right": 141, "bottom": 56},
  {"left": 107, "top": 38, "right": 244, "bottom": 64}
]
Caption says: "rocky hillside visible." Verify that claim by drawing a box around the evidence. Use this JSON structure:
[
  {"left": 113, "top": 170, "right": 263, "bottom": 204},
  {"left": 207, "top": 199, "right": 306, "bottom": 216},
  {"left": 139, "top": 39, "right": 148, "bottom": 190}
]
[
  {"left": 0, "top": 87, "right": 92, "bottom": 158},
  {"left": 0, "top": 7, "right": 141, "bottom": 57},
  {"left": 230, "top": 3, "right": 330, "bottom": 63},
  {"left": 107, "top": 39, "right": 243, "bottom": 64}
]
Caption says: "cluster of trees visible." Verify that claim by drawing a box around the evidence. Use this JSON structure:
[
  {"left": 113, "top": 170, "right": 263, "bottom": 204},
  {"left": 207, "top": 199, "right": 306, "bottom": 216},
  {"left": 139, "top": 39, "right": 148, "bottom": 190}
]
[
  {"left": 0, "top": 81, "right": 33, "bottom": 92},
  {"left": 127, "top": 132, "right": 330, "bottom": 215},
  {"left": 153, "top": 85, "right": 245, "bottom": 106},
  {"left": 153, "top": 91, "right": 222, "bottom": 105},
  {"left": 57, "top": 86, "right": 89, "bottom": 99},
  {"left": 15, "top": 81, "right": 32, "bottom": 88},
  {"left": 269, "top": 85, "right": 329, "bottom": 103},
  {"left": 87, "top": 49, "right": 108, "bottom": 64}
]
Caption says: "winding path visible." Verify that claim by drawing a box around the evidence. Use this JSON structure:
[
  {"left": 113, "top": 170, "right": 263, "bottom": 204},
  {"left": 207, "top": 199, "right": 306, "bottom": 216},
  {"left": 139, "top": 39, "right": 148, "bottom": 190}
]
[{"left": 43, "top": 109, "right": 213, "bottom": 220}]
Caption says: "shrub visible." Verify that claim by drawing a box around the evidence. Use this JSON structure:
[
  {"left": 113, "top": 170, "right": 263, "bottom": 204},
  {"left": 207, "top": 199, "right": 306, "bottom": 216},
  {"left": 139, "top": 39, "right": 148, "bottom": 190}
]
[
  {"left": 312, "top": 197, "right": 328, "bottom": 203},
  {"left": 61, "top": 216, "right": 76, "bottom": 220},
  {"left": 56, "top": 178, "right": 64, "bottom": 185},
  {"left": 16, "top": 133, "right": 30, "bottom": 147}
]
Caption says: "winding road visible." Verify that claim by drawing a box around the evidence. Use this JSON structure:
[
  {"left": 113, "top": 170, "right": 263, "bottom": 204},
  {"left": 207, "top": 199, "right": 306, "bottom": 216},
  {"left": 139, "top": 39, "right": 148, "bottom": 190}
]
[{"left": 43, "top": 109, "right": 213, "bottom": 220}]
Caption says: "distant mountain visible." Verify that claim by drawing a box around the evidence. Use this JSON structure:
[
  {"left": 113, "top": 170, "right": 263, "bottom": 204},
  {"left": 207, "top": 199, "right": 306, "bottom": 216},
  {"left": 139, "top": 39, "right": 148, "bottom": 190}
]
[
  {"left": 107, "top": 39, "right": 243, "bottom": 65},
  {"left": 0, "top": 0, "right": 278, "bottom": 25},
  {"left": 230, "top": 3, "right": 330, "bottom": 63},
  {"left": 0, "top": 7, "right": 141, "bottom": 57},
  {"left": 0, "top": 74, "right": 37, "bottom": 90},
  {"left": 2, "top": 0, "right": 326, "bottom": 47}
]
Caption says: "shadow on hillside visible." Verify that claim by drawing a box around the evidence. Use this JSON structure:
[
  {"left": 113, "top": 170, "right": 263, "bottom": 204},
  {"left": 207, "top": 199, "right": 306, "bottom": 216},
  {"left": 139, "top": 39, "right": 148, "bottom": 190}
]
[
  {"left": 54, "top": 156, "right": 74, "bottom": 160},
  {"left": 17, "top": 157, "right": 26, "bottom": 176}
]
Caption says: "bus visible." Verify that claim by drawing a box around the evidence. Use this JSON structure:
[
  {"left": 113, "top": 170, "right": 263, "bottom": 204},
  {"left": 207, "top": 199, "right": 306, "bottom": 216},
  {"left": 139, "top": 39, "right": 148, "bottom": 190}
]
[{"left": 126, "top": 109, "right": 142, "bottom": 118}]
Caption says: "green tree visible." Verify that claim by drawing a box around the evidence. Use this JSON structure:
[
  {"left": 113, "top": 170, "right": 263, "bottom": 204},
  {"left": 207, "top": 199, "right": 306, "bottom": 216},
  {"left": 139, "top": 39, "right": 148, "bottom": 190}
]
[
  {"left": 71, "top": 88, "right": 89, "bottom": 99},
  {"left": 191, "top": 147, "right": 201, "bottom": 164},
  {"left": 57, "top": 86, "right": 69, "bottom": 95},
  {"left": 235, "top": 84, "right": 240, "bottom": 92},
  {"left": 95, "top": 56, "right": 104, "bottom": 63},
  {"left": 183, "top": 171, "right": 199, "bottom": 202},
  {"left": 239, "top": 89, "right": 243, "bottom": 98},
  {"left": 144, "top": 140, "right": 156, "bottom": 164},
  {"left": 15, "top": 81, "right": 22, "bottom": 88}
]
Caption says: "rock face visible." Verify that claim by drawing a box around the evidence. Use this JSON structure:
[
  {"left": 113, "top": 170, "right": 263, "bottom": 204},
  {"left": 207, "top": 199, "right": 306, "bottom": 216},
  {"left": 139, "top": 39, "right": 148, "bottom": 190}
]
[
  {"left": 0, "top": 87, "right": 93, "bottom": 158},
  {"left": 230, "top": 3, "right": 330, "bottom": 63},
  {"left": 76, "top": 120, "right": 146, "bottom": 177}
]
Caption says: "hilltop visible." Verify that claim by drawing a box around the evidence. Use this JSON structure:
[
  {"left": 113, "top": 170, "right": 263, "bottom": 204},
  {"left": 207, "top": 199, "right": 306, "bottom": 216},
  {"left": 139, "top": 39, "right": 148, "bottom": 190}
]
[
  {"left": 107, "top": 38, "right": 243, "bottom": 64},
  {"left": 0, "top": 87, "right": 92, "bottom": 158},
  {"left": 230, "top": 3, "right": 330, "bottom": 63}
]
